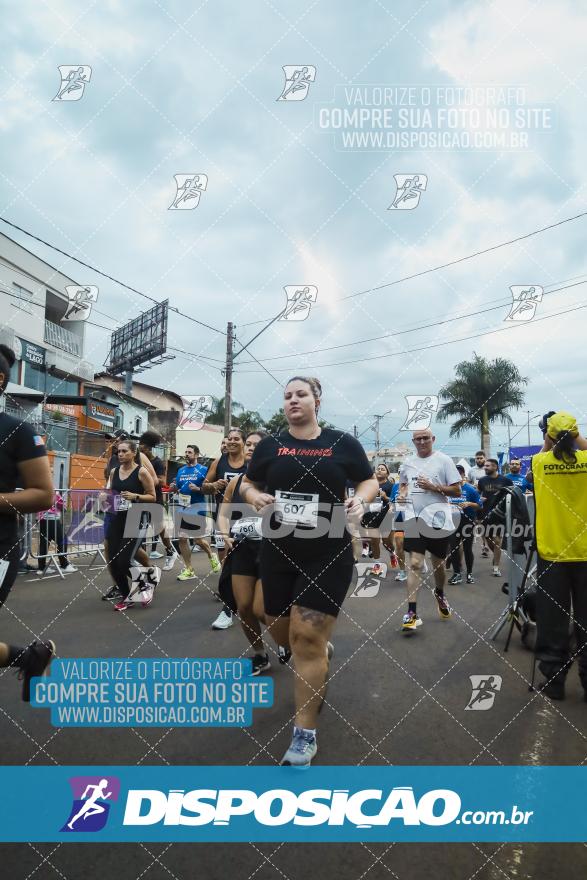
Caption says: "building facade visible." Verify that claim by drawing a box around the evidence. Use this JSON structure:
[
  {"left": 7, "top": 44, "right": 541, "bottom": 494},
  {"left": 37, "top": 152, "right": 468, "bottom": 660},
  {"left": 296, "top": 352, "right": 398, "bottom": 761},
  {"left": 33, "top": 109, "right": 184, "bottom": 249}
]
[{"left": 0, "top": 231, "right": 96, "bottom": 454}]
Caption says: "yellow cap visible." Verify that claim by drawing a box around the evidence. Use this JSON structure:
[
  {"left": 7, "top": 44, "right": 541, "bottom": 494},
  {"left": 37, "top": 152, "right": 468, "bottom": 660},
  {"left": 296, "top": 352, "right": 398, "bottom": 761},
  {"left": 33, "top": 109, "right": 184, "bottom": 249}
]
[{"left": 547, "top": 411, "right": 579, "bottom": 439}]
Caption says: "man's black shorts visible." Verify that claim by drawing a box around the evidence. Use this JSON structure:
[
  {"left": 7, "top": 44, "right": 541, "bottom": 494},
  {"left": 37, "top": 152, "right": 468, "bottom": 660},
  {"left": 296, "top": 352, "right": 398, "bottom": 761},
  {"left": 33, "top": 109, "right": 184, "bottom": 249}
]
[
  {"left": 403, "top": 532, "right": 450, "bottom": 559},
  {"left": 231, "top": 538, "right": 261, "bottom": 578},
  {"left": 259, "top": 543, "right": 354, "bottom": 618}
]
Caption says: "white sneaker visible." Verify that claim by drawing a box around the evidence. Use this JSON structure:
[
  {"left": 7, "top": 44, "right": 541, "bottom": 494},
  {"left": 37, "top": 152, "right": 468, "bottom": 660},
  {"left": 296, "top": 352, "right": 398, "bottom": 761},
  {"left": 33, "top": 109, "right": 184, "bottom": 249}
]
[
  {"left": 211, "top": 610, "right": 233, "bottom": 630},
  {"left": 149, "top": 551, "right": 164, "bottom": 559},
  {"left": 61, "top": 564, "right": 78, "bottom": 574},
  {"left": 162, "top": 552, "right": 179, "bottom": 572},
  {"left": 493, "top": 566, "right": 502, "bottom": 577},
  {"left": 361, "top": 547, "right": 369, "bottom": 558},
  {"left": 395, "top": 570, "right": 407, "bottom": 582}
]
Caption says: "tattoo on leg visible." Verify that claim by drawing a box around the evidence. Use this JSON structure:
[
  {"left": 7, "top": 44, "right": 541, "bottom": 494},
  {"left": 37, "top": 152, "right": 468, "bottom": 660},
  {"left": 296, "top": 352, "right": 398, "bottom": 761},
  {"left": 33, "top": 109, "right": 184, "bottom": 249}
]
[{"left": 295, "top": 606, "right": 329, "bottom": 627}]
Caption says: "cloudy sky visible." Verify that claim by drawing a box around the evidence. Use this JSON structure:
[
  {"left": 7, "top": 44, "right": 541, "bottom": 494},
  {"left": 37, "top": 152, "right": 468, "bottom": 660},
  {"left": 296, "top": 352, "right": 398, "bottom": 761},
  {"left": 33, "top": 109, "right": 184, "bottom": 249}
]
[{"left": 1, "top": 0, "right": 586, "bottom": 456}]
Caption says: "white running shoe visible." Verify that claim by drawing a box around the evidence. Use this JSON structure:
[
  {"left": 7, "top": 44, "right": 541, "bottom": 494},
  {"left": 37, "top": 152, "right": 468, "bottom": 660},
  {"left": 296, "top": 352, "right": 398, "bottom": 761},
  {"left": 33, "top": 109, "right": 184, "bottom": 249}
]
[
  {"left": 280, "top": 728, "right": 317, "bottom": 767},
  {"left": 493, "top": 566, "right": 502, "bottom": 577},
  {"left": 61, "top": 564, "right": 78, "bottom": 574},
  {"left": 395, "top": 570, "right": 407, "bottom": 582},
  {"left": 149, "top": 550, "right": 164, "bottom": 559},
  {"left": 162, "top": 551, "right": 179, "bottom": 572},
  {"left": 211, "top": 609, "right": 233, "bottom": 630}
]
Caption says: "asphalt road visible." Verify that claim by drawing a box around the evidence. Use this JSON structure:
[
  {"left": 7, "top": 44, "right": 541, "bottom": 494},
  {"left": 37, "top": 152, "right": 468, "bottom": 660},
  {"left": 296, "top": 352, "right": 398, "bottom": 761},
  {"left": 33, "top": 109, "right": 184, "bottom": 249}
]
[{"left": 1, "top": 543, "right": 585, "bottom": 879}]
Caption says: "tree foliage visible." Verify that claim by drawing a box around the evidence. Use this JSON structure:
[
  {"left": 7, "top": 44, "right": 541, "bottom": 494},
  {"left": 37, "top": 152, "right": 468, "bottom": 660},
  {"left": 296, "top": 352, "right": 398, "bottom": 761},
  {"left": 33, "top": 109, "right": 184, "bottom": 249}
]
[{"left": 437, "top": 353, "right": 527, "bottom": 452}]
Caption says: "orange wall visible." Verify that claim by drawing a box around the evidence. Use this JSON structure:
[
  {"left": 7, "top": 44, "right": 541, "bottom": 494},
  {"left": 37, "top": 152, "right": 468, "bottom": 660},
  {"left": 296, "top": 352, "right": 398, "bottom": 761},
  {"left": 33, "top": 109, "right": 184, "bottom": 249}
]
[{"left": 69, "top": 453, "right": 107, "bottom": 490}]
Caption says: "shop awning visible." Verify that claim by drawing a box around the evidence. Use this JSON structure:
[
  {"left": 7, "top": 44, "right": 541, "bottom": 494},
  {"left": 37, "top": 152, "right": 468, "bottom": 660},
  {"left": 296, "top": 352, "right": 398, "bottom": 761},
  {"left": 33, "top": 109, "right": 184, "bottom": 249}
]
[{"left": 5, "top": 387, "right": 88, "bottom": 405}]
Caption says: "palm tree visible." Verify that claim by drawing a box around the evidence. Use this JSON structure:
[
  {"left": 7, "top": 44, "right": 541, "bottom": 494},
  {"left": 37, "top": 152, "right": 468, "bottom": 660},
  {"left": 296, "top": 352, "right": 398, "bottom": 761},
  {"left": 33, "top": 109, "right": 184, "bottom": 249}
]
[
  {"left": 205, "top": 396, "right": 244, "bottom": 428},
  {"left": 437, "top": 353, "right": 527, "bottom": 455},
  {"left": 237, "top": 409, "right": 264, "bottom": 435}
]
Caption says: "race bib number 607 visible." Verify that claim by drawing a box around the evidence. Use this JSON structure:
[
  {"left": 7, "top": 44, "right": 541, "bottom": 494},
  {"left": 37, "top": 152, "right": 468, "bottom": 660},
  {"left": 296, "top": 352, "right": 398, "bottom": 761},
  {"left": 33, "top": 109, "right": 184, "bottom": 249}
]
[{"left": 275, "top": 490, "right": 319, "bottom": 527}]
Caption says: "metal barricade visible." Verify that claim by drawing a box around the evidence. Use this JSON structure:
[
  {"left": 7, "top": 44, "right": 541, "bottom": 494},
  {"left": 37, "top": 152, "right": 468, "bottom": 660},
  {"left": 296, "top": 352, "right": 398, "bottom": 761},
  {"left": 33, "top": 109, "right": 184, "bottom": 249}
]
[
  {"left": 29, "top": 489, "right": 107, "bottom": 578},
  {"left": 163, "top": 490, "right": 215, "bottom": 544}
]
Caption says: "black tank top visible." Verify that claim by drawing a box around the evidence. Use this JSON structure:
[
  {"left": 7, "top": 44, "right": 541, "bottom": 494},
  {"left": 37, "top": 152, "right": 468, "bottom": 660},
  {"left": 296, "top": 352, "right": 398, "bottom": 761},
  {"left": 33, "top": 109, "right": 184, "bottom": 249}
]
[
  {"left": 231, "top": 474, "right": 260, "bottom": 542},
  {"left": 214, "top": 452, "right": 247, "bottom": 511},
  {"left": 111, "top": 466, "right": 143, "bottom": 514}
]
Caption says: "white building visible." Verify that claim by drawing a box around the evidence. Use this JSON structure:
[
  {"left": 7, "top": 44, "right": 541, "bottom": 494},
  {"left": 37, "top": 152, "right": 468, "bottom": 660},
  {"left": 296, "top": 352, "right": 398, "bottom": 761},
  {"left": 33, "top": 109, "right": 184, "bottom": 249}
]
[{"left": 0, "top": 231, "right": 95, "bottom": 449}]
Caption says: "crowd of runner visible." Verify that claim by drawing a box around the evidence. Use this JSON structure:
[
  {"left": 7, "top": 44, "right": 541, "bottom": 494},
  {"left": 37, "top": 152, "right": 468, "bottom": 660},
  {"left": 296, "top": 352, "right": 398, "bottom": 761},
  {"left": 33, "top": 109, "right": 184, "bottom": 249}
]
[{"left": 0, "top": 341, "right": 585, "bottom": 766}]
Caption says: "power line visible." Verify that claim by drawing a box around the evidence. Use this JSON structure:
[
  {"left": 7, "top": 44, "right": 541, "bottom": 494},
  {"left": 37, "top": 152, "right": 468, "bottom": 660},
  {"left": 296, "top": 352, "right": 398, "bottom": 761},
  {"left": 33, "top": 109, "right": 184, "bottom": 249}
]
[
  {"left": 0, "top": 217, "right": 226, "bottom": 337},
  {"left": 238, "top": 209, "right": 587, "bottom": 327},
  {"left": 235, "top": 298, "right": 587, "bottom": 372},
  {"left": 235, "top": 278, "right": 587, "bottom": 364}
]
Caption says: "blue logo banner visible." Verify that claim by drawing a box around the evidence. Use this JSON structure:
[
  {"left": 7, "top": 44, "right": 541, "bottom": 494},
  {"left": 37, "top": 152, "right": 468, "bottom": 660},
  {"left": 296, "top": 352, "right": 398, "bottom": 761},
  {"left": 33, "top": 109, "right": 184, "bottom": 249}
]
[{"left": 0, "top": 766, "right": 585, "bottom": 842}]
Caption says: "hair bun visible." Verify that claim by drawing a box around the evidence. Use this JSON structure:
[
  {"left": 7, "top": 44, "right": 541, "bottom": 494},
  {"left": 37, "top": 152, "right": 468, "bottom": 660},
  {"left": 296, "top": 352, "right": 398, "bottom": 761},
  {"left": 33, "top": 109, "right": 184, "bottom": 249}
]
[
  {"left": 0, "top": 344, "right": 16, "bottom": 369},
  {"left": 309, "top": 377, "right": 322, "bottom": 396}
]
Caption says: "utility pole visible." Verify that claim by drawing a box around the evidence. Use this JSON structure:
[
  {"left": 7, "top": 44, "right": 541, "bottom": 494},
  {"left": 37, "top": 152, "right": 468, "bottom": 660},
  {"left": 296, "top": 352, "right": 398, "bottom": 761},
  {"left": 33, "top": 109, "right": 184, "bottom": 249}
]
[
  {"left": 353, "top": 425, "right": 358, "bottom": 439},
  {"left": 124, "top": 368, "right": 133, "bottom": 397},
  {"left": 526, "top": 410, "right": 531, "bottom": 446},
  {"left": 373, "top": 415, "right": 382, "bottom": 466},
  {"left": 224, "top": 322, "right": 234, "bottom": 436}
]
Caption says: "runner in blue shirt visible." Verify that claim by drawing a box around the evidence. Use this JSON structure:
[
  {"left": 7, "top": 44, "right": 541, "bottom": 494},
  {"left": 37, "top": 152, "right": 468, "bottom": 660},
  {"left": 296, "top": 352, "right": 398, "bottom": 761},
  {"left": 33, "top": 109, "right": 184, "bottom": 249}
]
[
  {"left": 448, "top": 465, "right": 481, "bottom": 584},
  {"left": 389, "top": 481, "right": 407, "bottom": 582},
  {"left": 169, "top": 445, "right": 220, "bottom": 579},
  {"left": 507, "top": 459, "right": 530, "bottom": 492}
]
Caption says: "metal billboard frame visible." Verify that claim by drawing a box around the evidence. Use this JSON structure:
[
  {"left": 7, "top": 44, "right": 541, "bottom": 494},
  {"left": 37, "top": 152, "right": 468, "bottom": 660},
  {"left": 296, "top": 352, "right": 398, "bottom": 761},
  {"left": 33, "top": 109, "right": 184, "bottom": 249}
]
[{"left": 106, "top": 300, "right": 173, "bottom": 375}]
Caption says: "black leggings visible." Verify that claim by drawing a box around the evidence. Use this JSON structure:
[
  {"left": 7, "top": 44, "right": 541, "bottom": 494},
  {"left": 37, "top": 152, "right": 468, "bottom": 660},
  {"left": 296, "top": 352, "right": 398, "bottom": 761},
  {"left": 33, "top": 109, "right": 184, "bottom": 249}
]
[
  {"left": 535, "top": 557, "right": 587, "bottom": 689},
  {"left": 0, "top": 556, "right": 19, "bottom": 608},
  {"left": 38, "top": 518, "right": 68, "bottom": 570},
  {"left": 106, "top": 513, "right": 142, "bottom": 599},
  {"left": 450, "top": 529, "right": 474, "bottom": 574}
]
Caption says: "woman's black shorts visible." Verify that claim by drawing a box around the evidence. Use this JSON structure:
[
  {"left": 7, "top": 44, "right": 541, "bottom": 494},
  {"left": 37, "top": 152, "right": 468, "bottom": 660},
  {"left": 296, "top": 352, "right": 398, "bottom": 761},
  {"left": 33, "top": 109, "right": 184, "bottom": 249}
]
[
  {"left": 259, "top": 543, "right": 355, "bottom": 619},
  {"left": 231, "top": 538, "right": 261, "bottom": 578}
]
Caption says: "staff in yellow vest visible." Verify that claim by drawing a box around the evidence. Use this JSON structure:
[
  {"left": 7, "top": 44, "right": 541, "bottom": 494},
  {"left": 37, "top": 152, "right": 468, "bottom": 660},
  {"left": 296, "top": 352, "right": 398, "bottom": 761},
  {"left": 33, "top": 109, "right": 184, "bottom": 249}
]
[{"left": 531, "top": 411, "right": 587, "bottom": 701}]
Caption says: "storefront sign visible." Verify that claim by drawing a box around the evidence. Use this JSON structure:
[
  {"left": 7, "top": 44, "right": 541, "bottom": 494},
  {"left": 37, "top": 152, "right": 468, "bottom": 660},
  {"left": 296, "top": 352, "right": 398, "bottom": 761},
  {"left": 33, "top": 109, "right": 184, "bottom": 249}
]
[
  {"left": 45, "top": 402, "right": 81, "bottom": 418},
  {"left": 18, "top": 337, "right": 46, "bottom": 366},
  {"left": 86, "top": 400, "right": 117, "bottom": 427}
]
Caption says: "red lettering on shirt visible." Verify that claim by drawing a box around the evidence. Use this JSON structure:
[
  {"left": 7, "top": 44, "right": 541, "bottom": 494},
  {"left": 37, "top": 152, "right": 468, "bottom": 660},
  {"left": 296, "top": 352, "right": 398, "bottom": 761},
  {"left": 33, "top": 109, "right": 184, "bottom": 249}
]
[{"left": 277, "top": 447, "right": 333, "bottom": 457}]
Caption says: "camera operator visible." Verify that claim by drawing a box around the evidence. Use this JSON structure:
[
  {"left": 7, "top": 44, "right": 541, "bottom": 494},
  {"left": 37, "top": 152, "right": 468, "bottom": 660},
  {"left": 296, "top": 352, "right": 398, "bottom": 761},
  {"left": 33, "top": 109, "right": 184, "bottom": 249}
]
[{"left": 531, "top": 411, "right": 587, "bottom": 701}]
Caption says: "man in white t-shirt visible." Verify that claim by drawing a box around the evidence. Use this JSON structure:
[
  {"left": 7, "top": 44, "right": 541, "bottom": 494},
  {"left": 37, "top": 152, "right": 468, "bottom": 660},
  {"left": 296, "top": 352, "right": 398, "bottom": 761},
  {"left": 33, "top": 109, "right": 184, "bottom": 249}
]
[
  {"left": 467, "top": 451, "right": 486, "bottom": 484},
  {"left": 398, "top": 429, "right": 461, "bottom": 633}
]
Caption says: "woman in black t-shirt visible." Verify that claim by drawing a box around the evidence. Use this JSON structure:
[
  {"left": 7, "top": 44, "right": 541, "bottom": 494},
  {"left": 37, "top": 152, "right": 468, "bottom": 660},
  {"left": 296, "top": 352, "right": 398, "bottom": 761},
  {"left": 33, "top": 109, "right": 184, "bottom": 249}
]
[
  {"left": 0, "top": 345, "right": 57, "bottom": 701},
  {"left": 241, "top": 376, "right": 377, "bottom": 767}
]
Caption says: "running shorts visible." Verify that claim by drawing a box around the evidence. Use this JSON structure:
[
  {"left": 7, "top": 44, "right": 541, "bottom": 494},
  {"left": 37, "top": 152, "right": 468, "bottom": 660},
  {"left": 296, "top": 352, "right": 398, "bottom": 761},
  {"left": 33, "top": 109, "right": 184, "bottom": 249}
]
[
  {"left": 403, "top": 532, "right": 450, "bottom": 560},
  {"left": 178, "top": 509, "right": 208, "bottom": 536},
  {"left": 259, "top": 543, "right": 354, "bottom": 618},
  {"left": 231, "top": 539, "right": 261, "bottom": 579}
]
